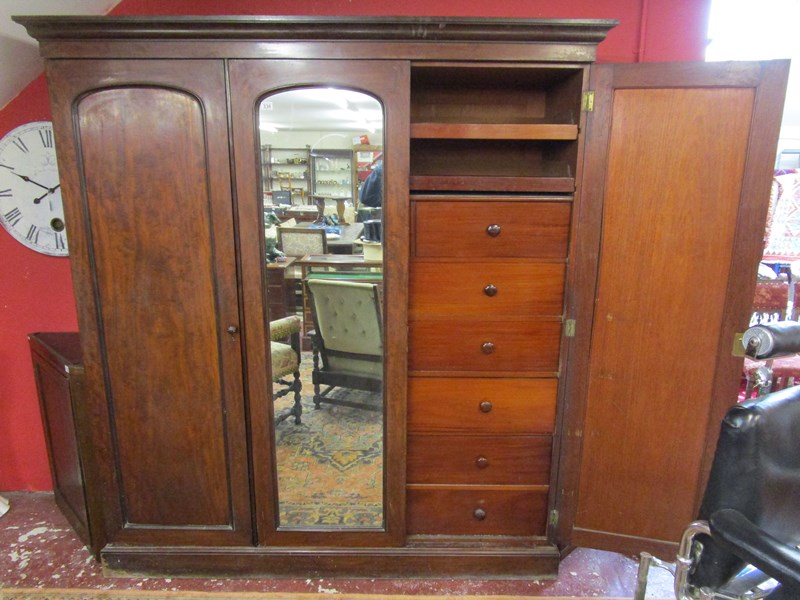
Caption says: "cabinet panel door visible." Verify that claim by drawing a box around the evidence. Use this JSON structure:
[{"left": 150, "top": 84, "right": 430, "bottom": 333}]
[
  {"left": 558, "top": 60, "right": 789, "bottom": 557},
  {"left": 46, "top": 60, "right": 251, "bottom": 546}
]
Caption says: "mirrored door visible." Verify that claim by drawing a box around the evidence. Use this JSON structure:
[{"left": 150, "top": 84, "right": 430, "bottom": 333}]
[{"left": 229, "top": 59, "right": 409, "bottom": 546}]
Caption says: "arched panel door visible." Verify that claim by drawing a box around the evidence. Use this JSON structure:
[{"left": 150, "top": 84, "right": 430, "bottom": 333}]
[
  {"left": 229, "top": 59, "right": 409, "bottom": 549},
  {"left": 46, "top": 59, "right": 252, "bottom": 547}
]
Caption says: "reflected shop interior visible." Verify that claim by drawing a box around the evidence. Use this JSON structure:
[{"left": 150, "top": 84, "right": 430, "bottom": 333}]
[{"left": 258, "top": 88, "right": 385, "bottom": 530}]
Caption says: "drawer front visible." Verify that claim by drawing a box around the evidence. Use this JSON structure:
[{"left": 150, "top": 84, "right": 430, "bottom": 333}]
[
  {"left": 408, "top": 377, "right": 557, "bottom": 434},
  {"left": 408, "top": 434, "right": 552, "bottom": 485},
  {"left": 408, "top": 320, "right": 561, "bottom": 373},
  {"left": 409, "top": 262, "right": 565, "bottom": 319},
  {"left": 407, "top": 486, "right": 548, "bottom": 536},
  {"left": 414, "top": 200, "right": 571, "bottom": 259}
]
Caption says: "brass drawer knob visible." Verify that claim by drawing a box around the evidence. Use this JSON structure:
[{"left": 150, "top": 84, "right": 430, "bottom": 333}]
[
  {"left": 479, "top": 401, "right": 493, "bottom": 413},
  {"left": 473, "top": 507, "right": 487, "bottom": 521},
  {"left": 483, "top": 284, "right": 498, "bottom": 297},
  {"left": 486, "top": 224, "right": 501, "bottom": 237},
  {"left": 475, "top": 456, "right": 489, "bottom": 469},
  {"left": 481, "top": 341, "right": 495, "bottom": 354}
]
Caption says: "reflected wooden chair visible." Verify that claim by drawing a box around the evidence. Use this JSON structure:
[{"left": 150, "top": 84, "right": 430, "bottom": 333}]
[
  {"left": 305, "top": 279, "right": 383, "bottom": 411},
  {"left": 270, "top": 315, "right": 303, "bottom": 425}
]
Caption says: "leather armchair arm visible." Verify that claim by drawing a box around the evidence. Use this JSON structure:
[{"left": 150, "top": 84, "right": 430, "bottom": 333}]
[
  {"left": 743, "top": 321, "right": 800, "bottom": 359},
  {"left": 709, "top": 508, "right": 800, "bottom": 593}
]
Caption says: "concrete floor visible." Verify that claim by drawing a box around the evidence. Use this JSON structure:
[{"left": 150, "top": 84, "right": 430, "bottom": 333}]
[{"left": 0, "top": 492, "right": 674, "bottom": 597}]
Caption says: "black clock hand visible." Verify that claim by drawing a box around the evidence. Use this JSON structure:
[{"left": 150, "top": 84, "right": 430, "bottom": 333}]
[
  {"left": 13, "top": 171, "right": 51, "bottom": 191},
  {"left": 33, "top": 184, "right": 61, "bottom": 205}
]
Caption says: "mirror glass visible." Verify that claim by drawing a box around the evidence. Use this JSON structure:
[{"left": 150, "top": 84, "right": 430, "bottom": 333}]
[{"left": 259, "top": 88, "right": 385, "bottom": 530}]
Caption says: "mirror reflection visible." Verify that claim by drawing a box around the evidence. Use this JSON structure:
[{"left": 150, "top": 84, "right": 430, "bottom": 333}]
[{"left": 259, "top": 88, "right": 385, "bottom": 530}]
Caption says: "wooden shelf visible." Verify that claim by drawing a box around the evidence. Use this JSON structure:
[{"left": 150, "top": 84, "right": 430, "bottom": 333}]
[
  {"left": 411, "top": 122, "right": 578, "bottom": 141},
  {"left": 409, "top": 175, "right": 575, "bottom": 193}
]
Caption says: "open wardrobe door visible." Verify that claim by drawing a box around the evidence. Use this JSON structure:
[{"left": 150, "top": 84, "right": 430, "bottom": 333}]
[{"left": 557, "top": 60, "right": 790, "bottom": 558}]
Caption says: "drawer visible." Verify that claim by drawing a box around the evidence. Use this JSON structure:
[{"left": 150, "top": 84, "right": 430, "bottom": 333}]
[
  {"left": 409, "top": 262, "right": 565, "bottom": 319},
  {"left": 408, "top": 434, "right": 552, "bottom": 485},
  {"left": 408, "top": 377, "right": 557, "bottom": 434},
  {"left": 407, "top": 486, "right": 548, "bottom": 536},
  {"left": 413, "top": 200, "right": 571, "bottom": 259},
  {"left": 408, "top": 320, "right": 561, "bottom": 373}
]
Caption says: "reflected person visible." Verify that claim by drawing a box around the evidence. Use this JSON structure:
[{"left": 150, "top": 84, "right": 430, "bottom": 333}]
[{"left": 359, "top": 161, "right": 382, "bottom": 208}]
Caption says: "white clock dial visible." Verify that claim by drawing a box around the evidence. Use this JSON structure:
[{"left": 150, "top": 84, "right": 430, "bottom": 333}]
[{"left": 0, "top": 121, "right": 68, "bottom": 256}]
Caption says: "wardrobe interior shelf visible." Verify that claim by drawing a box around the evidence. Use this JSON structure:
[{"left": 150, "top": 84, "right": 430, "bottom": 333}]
[
  {"left": 410, "top": 123, "right": 579, "bottom": 141},
  {"left": 409, "top": 175, "right": 575, "bottom": 193}
]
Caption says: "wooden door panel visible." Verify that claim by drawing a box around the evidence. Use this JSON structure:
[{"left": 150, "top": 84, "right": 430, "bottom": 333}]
[
  {"left": 559, "top": 61, "right": 789, "bottom": 557},
  {"left": 47, "top": 60, "right": 251, "bottom": 546}
]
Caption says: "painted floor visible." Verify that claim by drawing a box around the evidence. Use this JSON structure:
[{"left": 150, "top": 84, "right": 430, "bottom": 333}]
[{"left": 0, "top": 492, "right": 674, "bottom": 597}]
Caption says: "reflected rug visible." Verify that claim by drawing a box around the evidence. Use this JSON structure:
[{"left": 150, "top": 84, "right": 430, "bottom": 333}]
[
  {"left": 273, "top": 383, "right": 382, "bottom": 527},
  {"left": 0, "top": 591, "right": 635, "bottom": 600}
]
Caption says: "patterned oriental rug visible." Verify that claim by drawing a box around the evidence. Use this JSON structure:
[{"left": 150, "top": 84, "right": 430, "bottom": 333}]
[{"left": 273, "top": 376, "right": 383, "bottom": 527}]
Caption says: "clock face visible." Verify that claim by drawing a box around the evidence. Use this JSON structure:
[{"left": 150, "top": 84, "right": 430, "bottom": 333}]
[{"left": 0, "top": 121, "right": 68, "bottom": 256}]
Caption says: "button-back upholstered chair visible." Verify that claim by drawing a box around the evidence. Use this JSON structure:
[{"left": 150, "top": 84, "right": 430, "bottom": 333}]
[{"left": 305, "top": 279, "right": 383, "bottom": 411}]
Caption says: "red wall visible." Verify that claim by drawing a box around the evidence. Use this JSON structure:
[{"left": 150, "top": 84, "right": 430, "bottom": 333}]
[{"left": 0, "top": 0, "right": 710, "bottom": 491}]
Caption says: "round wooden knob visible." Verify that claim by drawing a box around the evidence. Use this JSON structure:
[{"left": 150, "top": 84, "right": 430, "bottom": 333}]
[
  {"left": 479, "top": 401, "right": 493, "bottom": 413},
  {"left": 481, "top": 341, "right": 495, "bottom": 354},
  {"left": 483, "top": 284, "right": 498, "bottom": 297},
  {"left": 486, "top": 224, "right": 501, "bottom": 237},
  {"left": 473, "top": 508, "right": 487, "bottom": 521},
  {"left": 476, "top": 456, "right": 489, "bottom": 469}
]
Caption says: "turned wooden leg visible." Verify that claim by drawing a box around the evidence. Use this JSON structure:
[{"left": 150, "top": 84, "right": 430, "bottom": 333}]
[{"left": 292, "top": 372, "right": 302, "bottom": 424}]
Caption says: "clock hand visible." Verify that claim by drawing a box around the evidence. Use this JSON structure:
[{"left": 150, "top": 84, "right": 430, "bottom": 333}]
[
  {"left": 33, "top": 184, "right": 61, "bottom": 205},
  {"left": 13, "top": 171, "right": 51, "bottom": 191}
]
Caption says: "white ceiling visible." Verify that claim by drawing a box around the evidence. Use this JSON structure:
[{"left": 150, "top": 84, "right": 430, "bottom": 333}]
[{"left": 0, "top": 0, "right": 120, "bottom": 110}]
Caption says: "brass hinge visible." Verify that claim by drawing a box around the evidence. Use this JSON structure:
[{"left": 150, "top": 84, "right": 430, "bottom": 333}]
[
  {"left": 549, "top": 509, "right": 559, "bottom": 527},
  {"left": 564, "top": 319, "right": 576, "bottom": 337},
  {"left": 732, "top": 332, "right": 745, "bottom": 357},
  {"left": 582, "top": 91, "right": 595, "bottom": 112}
]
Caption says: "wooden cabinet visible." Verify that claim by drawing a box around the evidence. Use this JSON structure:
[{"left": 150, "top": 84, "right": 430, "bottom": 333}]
[
  {"left": 407, "top": 65, "right": 578, "bottom": 540},
  {"left": 28, "top": 332, "right": 101, "bottom": 557},
  {"left": 311, "top": 148, "right": 354, "bottom": 207},
  {"left": 16, "top": 15, "right": 787, "bottom": 577},
  {"left": 263, "top": 146, "right": 310, "bottom": 203}
]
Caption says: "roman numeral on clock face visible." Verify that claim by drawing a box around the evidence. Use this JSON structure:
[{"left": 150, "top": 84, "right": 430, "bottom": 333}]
[
  {"left": 39, "top": 129, "right": 54, "bottom": 148},
  {"left": 4, "top": 207, "right": 22, "bottom": 227},
  {"left": 0, "top": 188, "right": 11, "bottom": 197},
  {"left": 26, "top": 224, "right": 39, "bottom": 243},
  {"left": 12, "top": 137, "right": 29, "bottom": 154}
]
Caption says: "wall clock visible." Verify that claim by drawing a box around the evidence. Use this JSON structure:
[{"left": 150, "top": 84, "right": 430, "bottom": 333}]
[{"left": 0, "top": 121, "right": 68, "bottom": 256}]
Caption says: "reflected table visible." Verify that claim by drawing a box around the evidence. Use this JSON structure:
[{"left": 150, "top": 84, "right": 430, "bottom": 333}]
[{"left": 297, "top": 254, "right": 384, "bottom": 347}]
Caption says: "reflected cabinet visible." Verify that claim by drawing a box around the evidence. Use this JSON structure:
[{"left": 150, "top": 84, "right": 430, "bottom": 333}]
[{"left": 18, "top": 15, "right": 788, "bottom": 577}]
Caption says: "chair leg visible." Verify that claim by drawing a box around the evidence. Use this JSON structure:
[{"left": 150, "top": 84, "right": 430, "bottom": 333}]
[{"left": 291, "top": 371, "right": 302, "bottom": 424}]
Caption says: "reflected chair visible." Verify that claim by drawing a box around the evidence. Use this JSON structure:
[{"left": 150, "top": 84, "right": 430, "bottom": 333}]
[
  {"left": 305, "top": 279, "right": 383, "bottom": 411},
  {"left": 635, "top": 323, "right": 800, "bottom": 600},
  {"left": 270, "top": 315, "right": 303, "bottom": 425},
  {"left": 276, "top": 226, "right": 327, "bottom": 258}
]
